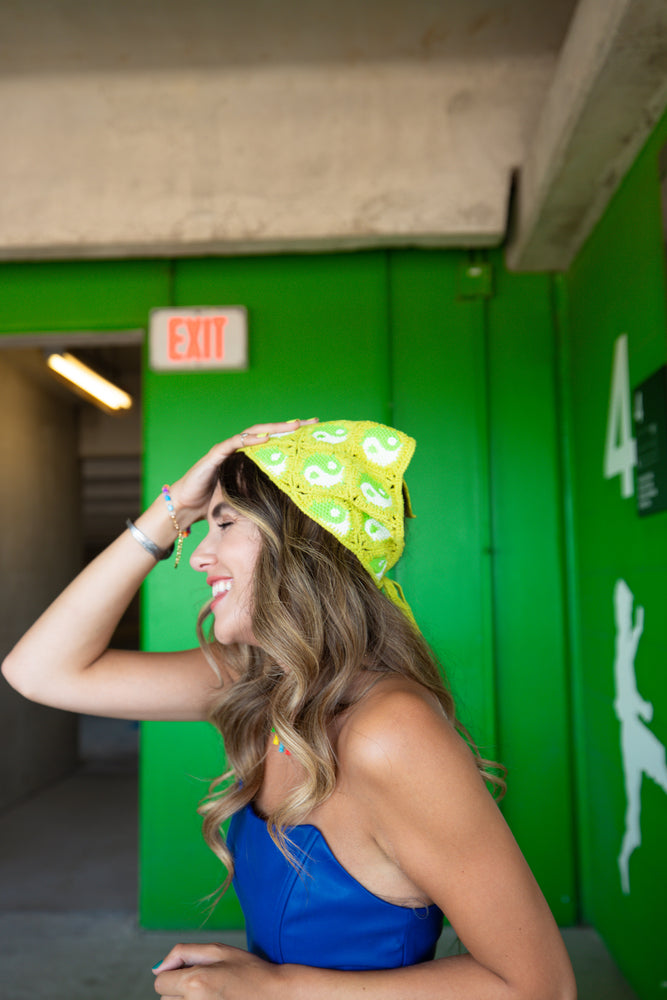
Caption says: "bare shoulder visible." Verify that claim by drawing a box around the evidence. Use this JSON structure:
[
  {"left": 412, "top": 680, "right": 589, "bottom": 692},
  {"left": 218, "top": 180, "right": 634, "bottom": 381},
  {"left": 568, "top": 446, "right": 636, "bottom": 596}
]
[{"left": 337, "top": 675, "right": 478, "bottom": 792}]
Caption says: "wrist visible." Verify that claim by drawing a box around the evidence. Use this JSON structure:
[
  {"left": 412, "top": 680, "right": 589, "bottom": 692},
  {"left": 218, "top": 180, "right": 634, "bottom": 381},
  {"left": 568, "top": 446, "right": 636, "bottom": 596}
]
[
  {"left": 160, "top": 485, "right": 191, "bottom": 568},
  {"left": 157, "top": 480, "right": 202, "bottom": 531},
  {"left": 125, "top": 519, "right": 174, "bottom": 562},
  {"left": 274, "top": 963, "right": 318, "bottom": 1000},
  {"left": 134, "top": 496, "right": 180, "bottom": 549}
]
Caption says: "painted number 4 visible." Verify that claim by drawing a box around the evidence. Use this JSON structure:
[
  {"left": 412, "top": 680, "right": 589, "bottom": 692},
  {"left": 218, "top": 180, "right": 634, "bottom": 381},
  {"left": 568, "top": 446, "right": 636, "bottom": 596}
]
[{"left": 604, "top": 334, "right": 637, "bottom": 499}]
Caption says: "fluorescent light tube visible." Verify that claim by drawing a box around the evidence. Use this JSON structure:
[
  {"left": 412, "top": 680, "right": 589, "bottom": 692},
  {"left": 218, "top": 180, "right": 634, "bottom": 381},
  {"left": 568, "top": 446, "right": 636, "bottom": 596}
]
[{"left": 46, "top": 352, "right": 133, "bottom": 411}]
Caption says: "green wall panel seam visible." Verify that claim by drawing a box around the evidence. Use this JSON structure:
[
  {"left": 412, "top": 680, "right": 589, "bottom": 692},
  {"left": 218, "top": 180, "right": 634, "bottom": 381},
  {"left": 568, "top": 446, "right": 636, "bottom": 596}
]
[
  {"left": 552, "top": 272, "right": 589, "bottom": 925},
  {"left": 480, "top": 284, "right": 501, "bottom": 759},
  {"left": 384, "top": 251, "right": 396, "bottom": 428}
]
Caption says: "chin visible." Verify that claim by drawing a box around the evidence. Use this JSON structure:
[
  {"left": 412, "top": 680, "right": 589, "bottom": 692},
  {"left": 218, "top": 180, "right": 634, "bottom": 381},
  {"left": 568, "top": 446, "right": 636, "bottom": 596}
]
[{"left": 213, "top": 620, "right": 257, "bottom": 647}]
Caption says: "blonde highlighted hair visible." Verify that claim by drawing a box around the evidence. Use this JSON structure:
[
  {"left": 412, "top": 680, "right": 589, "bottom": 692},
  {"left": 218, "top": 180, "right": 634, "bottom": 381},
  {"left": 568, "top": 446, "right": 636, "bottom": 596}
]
[{"left": 197, "top": 453, "right": 505, "bottom": 894}]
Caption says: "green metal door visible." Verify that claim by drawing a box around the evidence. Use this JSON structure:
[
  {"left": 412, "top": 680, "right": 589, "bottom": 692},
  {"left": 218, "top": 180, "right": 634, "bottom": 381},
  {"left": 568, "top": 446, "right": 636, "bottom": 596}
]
[{"left": 140, "top": 251, "right": 393, "bottom": 926}]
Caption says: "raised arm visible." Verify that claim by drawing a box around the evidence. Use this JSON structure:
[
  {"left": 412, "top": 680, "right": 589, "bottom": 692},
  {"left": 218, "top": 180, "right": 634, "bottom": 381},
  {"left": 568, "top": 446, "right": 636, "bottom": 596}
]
[{"left": 1, "top": 419, "right": 314, "bottom": 723}]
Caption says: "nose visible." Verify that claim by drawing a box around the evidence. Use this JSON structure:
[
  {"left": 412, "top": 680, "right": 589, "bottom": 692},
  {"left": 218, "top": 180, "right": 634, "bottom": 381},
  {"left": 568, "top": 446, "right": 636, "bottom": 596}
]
[{"left": 189, "top": 532, "right": 215, "bottom": 573}]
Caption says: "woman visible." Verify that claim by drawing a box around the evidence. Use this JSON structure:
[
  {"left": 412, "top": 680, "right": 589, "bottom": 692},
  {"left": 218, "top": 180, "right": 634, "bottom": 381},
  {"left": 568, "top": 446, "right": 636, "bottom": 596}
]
[{"left": 2, "top": 417, "right": 576, "bottom": 1000}]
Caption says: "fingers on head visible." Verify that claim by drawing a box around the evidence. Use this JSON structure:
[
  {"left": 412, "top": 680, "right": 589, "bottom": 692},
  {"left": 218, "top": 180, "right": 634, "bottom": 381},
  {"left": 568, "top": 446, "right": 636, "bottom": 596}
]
[{"left": 244, "top": 417, "right": 317, "bottom": 437}]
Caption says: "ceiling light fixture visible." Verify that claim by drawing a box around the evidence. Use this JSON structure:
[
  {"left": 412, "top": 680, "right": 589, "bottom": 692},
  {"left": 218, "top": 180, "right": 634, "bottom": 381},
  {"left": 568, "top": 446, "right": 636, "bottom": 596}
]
[{"left": 46, "top": 352, "right": 133, "bottom": 412}]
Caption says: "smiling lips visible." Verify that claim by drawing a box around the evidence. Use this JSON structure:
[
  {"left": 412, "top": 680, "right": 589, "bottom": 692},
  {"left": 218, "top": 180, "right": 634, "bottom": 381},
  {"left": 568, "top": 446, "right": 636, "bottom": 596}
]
[{"left": 210, "top": 577, "right": 232, "bottom": 607}]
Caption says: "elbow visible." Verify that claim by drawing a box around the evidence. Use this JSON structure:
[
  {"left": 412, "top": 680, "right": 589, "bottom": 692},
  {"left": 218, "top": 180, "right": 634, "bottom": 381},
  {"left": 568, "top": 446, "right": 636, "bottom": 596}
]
[
  {"left": 523, "top": 968, "right": 577, "bottom": 1000},
  {"left": 513, "top": 984, "right": 576, "bottom": 1000},
  {"left": 546, "top": 981, "right": 577, "bottom": 1000},
  {"left": 552, "top": 947, "right": 578, "bottom": 1000},
  {"left": 2, "top": 650, "right": 36, "bottom": 701},
  {"left": 558, "top": 970, "right": 578, "bottom": 1000},
  {"left": 1, "top": 651, "right": 18, "bottom": 688},
  {"left": 506, "top": 958, "right": 576, "bottom": 1000}
]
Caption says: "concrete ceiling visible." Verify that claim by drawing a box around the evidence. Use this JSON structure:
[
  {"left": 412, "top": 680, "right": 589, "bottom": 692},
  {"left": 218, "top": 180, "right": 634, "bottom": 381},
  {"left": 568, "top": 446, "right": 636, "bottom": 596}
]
[{"left": 0, "top": 0, "right": 666, "bottom": 269}]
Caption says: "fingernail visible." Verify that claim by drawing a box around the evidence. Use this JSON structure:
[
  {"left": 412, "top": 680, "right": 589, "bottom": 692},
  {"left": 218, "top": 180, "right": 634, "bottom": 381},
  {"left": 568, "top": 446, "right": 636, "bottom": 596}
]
[{"left": 152, "top": 961, "right": 163, "bottom": 971}]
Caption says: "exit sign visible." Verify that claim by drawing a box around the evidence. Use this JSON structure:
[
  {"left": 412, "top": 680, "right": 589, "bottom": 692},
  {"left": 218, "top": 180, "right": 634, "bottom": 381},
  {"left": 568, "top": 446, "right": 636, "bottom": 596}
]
[{"left": 149, "top": 307, "right": 248, "bottom": 371}]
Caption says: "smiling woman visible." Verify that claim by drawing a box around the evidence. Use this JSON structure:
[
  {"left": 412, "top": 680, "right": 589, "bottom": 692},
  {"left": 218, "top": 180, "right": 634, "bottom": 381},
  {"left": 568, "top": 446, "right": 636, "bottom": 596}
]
[{"left": 1, "top": 417, "right": 576, "bottom": 1000}]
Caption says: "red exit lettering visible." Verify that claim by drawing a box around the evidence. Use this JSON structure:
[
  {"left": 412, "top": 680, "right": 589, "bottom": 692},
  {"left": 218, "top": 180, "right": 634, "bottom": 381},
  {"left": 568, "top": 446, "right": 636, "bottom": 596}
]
[{"left": 167, "top": 316, "right": 227, "bottom": 363}]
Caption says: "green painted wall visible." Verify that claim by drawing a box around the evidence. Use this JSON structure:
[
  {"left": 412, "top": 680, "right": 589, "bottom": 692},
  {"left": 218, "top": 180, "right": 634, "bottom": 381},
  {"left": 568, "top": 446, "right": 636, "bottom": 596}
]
[
  {"left": 0, "top": 250, "right": 575, "bottom": 934},
  {"left": 0, "top": 259, "right": 170, "bottom": 332},
  {"left": 562, "top": 112, "right": 667, "bottom": 1000}
]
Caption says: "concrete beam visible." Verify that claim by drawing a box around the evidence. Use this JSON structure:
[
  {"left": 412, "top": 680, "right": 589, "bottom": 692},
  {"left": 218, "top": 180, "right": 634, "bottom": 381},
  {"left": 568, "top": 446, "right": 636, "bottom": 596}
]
[
  {"left": 0, "top": 0, "right": 574, "bottom": 259},
  {"left": 506, "top": 0, "right": 667, "bottom": 272}
]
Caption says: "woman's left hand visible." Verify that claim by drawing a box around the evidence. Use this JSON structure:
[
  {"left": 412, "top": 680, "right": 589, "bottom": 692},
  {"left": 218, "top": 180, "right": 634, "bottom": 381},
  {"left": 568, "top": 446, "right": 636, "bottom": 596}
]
[{"left": 152, "top": 943, "right": 284, "bottom": 999}]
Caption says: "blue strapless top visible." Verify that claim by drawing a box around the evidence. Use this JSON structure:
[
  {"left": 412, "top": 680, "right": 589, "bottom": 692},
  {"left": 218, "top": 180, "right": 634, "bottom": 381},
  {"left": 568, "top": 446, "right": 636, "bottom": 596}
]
[{"left": 227, "top": 802, "right": 443, "bottom": 971}]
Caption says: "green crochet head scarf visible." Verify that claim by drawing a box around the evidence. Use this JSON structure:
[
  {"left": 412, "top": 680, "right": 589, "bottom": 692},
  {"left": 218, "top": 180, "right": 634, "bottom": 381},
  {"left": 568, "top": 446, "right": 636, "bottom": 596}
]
[{"left": 239, "top": 419, "right": 417, "bottom": 625}]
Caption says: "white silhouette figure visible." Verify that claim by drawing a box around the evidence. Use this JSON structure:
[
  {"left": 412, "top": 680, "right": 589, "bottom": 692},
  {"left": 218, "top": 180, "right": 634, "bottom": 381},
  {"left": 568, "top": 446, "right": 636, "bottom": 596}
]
[{"left": 613, "top": 578, "right": 667, "bottom": 894}]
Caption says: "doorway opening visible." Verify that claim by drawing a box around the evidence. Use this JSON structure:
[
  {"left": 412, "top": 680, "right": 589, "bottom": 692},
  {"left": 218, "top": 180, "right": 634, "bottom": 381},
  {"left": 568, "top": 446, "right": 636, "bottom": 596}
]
[{"left": 0, "top": 332, "right": 143, "bottom": 781}]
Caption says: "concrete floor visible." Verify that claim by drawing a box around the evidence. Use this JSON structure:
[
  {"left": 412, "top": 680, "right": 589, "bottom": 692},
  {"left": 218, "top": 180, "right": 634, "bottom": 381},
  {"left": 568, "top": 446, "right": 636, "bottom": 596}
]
[{"left": 0, "top": 757, "right": 640, "bottom": 1000}]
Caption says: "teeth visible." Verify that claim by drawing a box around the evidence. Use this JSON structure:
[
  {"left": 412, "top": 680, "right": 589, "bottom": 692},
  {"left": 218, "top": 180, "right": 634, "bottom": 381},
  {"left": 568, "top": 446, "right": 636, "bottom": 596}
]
[{"left": 212, "top": 579, "right": 232, "bottom": 597}]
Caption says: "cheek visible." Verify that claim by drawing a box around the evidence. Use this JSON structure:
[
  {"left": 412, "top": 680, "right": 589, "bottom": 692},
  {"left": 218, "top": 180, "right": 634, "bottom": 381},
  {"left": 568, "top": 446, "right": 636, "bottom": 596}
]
[
  {"left": 246, "top": 529, "right": 264, "bottom": 571},
  {"left": 242, "top": 541, "right": 264, "bottom": 617}
]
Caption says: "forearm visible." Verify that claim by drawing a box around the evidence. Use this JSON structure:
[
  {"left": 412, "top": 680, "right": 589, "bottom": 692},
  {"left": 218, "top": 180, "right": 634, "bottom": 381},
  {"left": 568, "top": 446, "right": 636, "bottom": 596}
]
[
  {"left": 281, "top": 954, "right": 536, "bottom": 1000},
  {"left": 279, "top": 946, "right": 576, "bottom": 1000},
  {"left": 1, "top": 495, "right": 179, "bottom": 703},
  {"left": 153, "top": 943, "right": 563, "bottom": 1000}
]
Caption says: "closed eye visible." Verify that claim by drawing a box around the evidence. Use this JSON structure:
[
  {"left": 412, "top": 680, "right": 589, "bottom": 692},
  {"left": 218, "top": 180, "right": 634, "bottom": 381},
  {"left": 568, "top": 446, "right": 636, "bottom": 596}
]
[{"left": 216, "top": 521, "right": 234, "bottom": 530}]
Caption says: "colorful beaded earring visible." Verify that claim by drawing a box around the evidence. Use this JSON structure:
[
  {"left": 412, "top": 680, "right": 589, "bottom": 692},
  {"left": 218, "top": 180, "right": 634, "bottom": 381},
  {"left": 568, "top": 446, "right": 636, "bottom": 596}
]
[{"left": 271, "top": 727, "right": 291, "bottom": 755}]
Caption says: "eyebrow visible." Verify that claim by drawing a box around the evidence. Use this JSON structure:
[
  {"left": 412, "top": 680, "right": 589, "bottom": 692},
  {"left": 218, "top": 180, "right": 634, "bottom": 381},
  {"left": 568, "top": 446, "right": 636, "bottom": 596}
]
[{"left": 211, "top": 501, "right": 236, "bottom": 520}]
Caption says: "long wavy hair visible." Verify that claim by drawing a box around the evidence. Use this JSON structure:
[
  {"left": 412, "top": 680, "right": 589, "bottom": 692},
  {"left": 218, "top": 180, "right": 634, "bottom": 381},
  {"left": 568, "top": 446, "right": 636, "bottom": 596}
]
[{"left": 196, "top": 452, "right": 505, "bottom": 894}]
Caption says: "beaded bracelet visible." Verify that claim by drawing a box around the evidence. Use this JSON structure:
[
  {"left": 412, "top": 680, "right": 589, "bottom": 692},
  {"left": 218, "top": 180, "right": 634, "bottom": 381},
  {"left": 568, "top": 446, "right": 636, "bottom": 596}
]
[{"left": 161, "top": 485, "right": 191, "bottom": 568}]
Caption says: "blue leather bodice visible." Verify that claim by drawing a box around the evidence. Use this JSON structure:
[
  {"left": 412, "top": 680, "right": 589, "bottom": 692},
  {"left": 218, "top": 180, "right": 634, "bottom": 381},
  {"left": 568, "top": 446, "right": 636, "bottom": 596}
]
[{"left": 227, "top": 802, "right": 443, "bottom": 971}]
